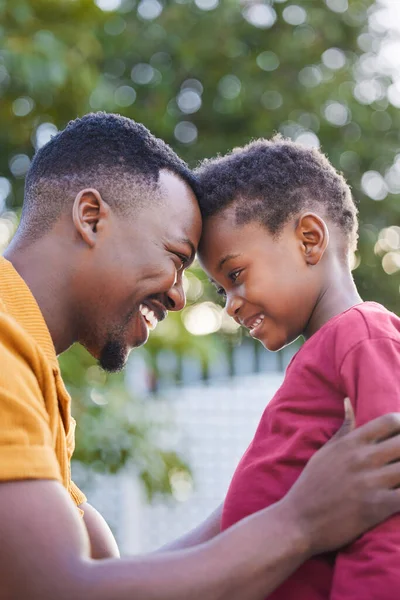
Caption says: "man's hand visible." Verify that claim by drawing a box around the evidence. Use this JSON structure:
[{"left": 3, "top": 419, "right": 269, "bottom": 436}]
[{"left": 284, "top": 400, "right": 400, "bottom": 556}]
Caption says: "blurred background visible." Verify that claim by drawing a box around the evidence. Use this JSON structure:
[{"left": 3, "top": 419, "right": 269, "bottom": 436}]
[{"left": 0, "top": 0, "right": 399, "bottom": 553}]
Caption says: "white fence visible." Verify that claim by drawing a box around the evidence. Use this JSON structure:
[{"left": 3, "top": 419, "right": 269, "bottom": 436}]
[{"left": 74, "top": 372, "right": 284, "bottom": 555}]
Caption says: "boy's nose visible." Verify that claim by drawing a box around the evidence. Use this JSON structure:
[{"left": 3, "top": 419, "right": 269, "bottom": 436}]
[{"left": 226, "top": 293, "right": 242, "bottom": 319}]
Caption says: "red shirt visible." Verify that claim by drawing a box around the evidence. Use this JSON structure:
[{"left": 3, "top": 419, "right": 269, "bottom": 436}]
[{"left": 221, "top": 302, "right": 400, "bottom": 600}]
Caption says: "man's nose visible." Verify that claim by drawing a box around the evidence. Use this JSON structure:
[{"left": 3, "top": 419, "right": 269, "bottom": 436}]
[
  {"left": 166, "top": 280, "right": 186, "bottom": 312},
  {"left": 225, "top": 292, "right": 242, "bottom": 319}
]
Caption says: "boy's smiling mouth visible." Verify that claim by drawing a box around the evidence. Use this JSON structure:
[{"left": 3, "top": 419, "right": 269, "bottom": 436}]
[{"left": 242, "top": 313, "right": 265, "bottom": 336}]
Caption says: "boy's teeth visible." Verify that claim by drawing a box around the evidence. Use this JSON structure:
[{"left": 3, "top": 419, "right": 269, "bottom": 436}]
[{"left": 250, "top": 315, "right": 264, "bottom": 330}]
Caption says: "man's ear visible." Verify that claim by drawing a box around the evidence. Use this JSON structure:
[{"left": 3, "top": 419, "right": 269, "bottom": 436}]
[
  {"left": 72, "top": 188, "right": 110, "bottom": 248},
  {"left": 295, "top": 212, "right": 329, "bottom": 266}
]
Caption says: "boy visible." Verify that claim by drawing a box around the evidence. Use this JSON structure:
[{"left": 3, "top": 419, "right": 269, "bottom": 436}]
[{"left": 195, "top": 137, "right": 400, "bottom": 600}]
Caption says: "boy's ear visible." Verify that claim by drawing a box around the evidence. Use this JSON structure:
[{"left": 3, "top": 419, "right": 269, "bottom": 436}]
[
  {"left": 72, "top": 188, "right": 110, "bottom": 248},
  {"left": 295, "top": 212, "right": 329, "bottom": 266}
]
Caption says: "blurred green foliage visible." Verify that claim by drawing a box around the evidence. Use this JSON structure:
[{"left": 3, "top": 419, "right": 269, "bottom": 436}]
[{"left": 1, "top": 0, "right": 399, "bottom": 495}]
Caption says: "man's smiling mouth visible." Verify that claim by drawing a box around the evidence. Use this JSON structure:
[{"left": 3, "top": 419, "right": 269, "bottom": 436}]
[
  {"left": 139, "top": 304, "right": 158, "bottom": 330},
  {"left": 139, "top": 301, "right": 168, "bottom": 331}
]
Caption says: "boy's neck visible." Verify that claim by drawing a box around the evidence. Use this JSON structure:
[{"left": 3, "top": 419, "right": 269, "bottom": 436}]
[{"left": 304, "top": 262, "right": 363, "bottom": 340}]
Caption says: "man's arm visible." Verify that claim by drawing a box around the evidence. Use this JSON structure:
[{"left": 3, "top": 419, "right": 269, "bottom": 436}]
[
  {"left": 157, "top": 504, "right": 223, "bottom": 552},
  {"left": 0, "top": 479, "right": 306, "bottom": 600},
  {"left": 81, "top": 500, "right": 221, "bottom": 558},
  {"left": 3, "top": 412, "right": 400, "bottom": 600},
  {"left": 81, "top": 501, "right": 121, "bottom": 559}
]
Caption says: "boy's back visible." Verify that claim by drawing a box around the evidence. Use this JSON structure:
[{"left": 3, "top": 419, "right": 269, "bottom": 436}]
[{"left": 221, "top": 302, "right": 400, "bottom": 600}]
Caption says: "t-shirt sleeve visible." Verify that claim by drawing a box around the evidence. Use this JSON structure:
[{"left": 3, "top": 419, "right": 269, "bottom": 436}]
[
  {"left": 65, "top": 415, "right": 87, "bottom": 507},
  {"left": 0, "top": 318, "right": 62, "bottom": 482},
  {"left": 331, "top": 336, "right": 400, "bottom": 600}
]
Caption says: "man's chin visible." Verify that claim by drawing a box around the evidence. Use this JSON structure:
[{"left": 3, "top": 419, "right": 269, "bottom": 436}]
[
  {"left": 99, "top": 340, "right": 130, "bottom": 373},
  {"left": 94, "top": 317, "right": 149, "bottom": 372}
]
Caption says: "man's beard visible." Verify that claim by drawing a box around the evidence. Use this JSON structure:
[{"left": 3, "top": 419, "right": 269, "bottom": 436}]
[{"left": 99, "top": 339, "right": 128, "bottom": 373}]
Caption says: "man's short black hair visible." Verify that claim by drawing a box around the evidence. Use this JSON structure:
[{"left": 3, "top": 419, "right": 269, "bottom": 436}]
[
  {"left": 22, "top": 112, "right": 198, "bottom": 238},
  {"left": 195, "top": 135, "right": 358, "bottom": 252}
]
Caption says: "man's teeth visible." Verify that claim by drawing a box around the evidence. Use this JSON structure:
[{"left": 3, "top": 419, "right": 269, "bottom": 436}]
[
  {"left": 250, "top": 315, "right": 265, "bottom": 331},
  {"left": 139, "top": 304, "right": 159, "bottom": 330}
]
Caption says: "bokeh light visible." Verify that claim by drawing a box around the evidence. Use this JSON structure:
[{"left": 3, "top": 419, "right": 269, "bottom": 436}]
[
  {"left": 325, "top": 0, "right": 348, "bottom": 14},
  {"left": 322, "top": 48, "right": 346, "bottom": 70},
  {"left": 183, "top": 302, "right": 223, "bottom": 336},
  {"left": 361, "top": 171, "right": 388, "bottom": 201},
  {"left": 12, "top": 96, "right": 34, "bottom": 117},
  {"left": 114, "top": 85, "right": 137, "bottom": 107},
  {"left": 261, "top": 90, "right": 283, "bottom": 110},
  {"left": 282, "top": 5, "right": 307, "bottom": 26},
  {"left": 104, "top": 17, "right": 127, "bottom": 35},
  {"left": 242, "top": 3, "right": 276, "bottom": 29},
  {"left": 382, "top": 252, "right": 400, "bottom": 275},
  {"left": 178, "top": 89, "right": 202, "bottom": 113},
  {"left": 9, "top": 154, "right": 30, "bottom": 178},
  {"left": 323, "top": 101, "right": 350, "bottom": 127},
  {"left": 0, "top": 178, "right": 11, "bottom": 212},
  {"left": 174, "top": 121, "right": 198, "bottom": 144},
  {"left": 95, "top": 0, "right": 122, "bottom": 10},
  {"left": 256, "top": 51, "right": 280, "bottom": 72},
  {"left": 137, "top": 0, "right": 163, "bottom": 20},
  {"left": 218, "top": 75, "right": 241, "bottom": 100},
  {"left": 170, "top": 469, "right": 193, "bottom": 502},
  {"left": 295, "top": 131, "right": 320, "bottom": 148},
  {"left": 35, "top": 123, "right": 58, "bottom": 149},
  {"left": 131, "top": 63, "right": 156, "bottom": 85},
  {"left": 298, "top": 66, "right": 322, "bottom": 88},
  {"left": 195, "top": 0, "right": 219, "bottom": 11}
]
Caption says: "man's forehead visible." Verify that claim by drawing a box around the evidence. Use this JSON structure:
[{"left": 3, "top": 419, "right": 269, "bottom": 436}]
[{"left": 157, "top": 175, "right": 201, "bottom": 243}]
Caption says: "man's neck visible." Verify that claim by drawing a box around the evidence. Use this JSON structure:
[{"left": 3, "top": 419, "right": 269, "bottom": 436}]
[
  {"left": 304, "top": 259, "right": 362, "bottom": 340},
  {"left": 4, "top": 234, "right": 77, "bottom": 355}
]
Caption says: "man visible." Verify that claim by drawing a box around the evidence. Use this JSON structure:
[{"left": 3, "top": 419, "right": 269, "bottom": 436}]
[{"left": 1, "top": 112, "right": 400, "bottom": 600}]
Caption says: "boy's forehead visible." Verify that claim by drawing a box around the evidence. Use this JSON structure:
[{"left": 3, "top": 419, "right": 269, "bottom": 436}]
[
  {"left": 199, "top": 208, "right": 236, "bottom": 253},
  {"left": 199, "top": 208, "right": 265, "bottom": 269}
]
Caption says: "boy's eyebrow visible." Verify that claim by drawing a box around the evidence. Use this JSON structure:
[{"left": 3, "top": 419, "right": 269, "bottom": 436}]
[{"left": 217, "top": 253, "right": 241, "bottom": 272}]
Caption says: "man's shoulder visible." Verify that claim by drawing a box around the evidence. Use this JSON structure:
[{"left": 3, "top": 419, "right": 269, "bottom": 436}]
[{"left": 0, "top": 309, "right": 41, "bottom": 369}]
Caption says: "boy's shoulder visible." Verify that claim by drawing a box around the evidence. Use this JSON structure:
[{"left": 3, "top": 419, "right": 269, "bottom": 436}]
[
  {"left": 328, "top": 302, "right": 400, "bottom": 342},
  {"left": 318, "top": 302, "right": 400, "bottom": 362},
  {"left": 294, "top": 302, "right": 400, "bottom": 370}
]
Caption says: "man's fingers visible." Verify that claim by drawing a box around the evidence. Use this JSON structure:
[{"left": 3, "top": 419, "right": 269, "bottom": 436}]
[
  {"left": 371, "top": 433, "right": 400, "bottom": 467},
  {"left": 382, "top": 488, "right": 400, "bottom": 520},
  {"left": 351, "top": 413, "right": 400, "bottom": 444},
  {"left": 374, "top": 461, "right": 400, "bottom": 489}
]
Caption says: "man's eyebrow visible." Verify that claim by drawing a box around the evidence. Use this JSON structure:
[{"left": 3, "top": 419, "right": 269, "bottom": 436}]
[{"left": 217, "top": 253, "right": 241, "bottom": 272}]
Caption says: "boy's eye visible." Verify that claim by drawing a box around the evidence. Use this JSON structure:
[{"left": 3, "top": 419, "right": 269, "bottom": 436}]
[
  {"left": 229, "top": 269, "right": 242, "bottom": 283},
  {"left": 216, "top": 287, "right": 226, "bottom": 298}
]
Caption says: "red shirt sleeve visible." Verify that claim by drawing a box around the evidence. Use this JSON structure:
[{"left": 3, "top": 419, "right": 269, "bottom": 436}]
[{"left": 331, "top": 336, "right": 400, "bottom": 600}]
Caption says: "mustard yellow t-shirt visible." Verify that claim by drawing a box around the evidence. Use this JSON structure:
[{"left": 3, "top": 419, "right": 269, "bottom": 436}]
[{"left": 0, "top": 257, "right": 86, "bottom": 508}]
